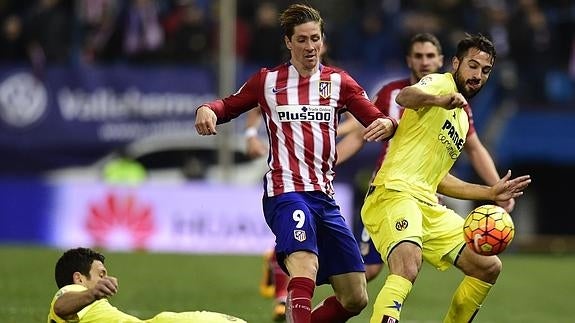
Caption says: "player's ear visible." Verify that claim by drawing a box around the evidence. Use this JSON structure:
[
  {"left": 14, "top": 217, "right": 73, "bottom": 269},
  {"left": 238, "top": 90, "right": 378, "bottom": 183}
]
[
  {"left": 284, "top": 36, "right": 292, "bottom": 50},
  {"left": 438, "top": 54, "right": 444, "bottom": 69},
  {"left": 452, "top": 56, "right": 460, "bottom": 70},
  {"left": 405, "top": 55, "right": 413, "bottom": 70},
  {"left": 72, "top": 272, "right": 84, "bottom": 285}
]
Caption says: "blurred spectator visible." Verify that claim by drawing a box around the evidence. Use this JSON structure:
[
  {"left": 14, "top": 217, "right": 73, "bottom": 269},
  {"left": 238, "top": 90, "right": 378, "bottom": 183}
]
[
  {"left": 0, "top": 0, "right": 572, "bottom": 105},
  {"left": 335, "top": 8, "right": 400, "bottom": 68},
  {"left": 208, "top": 1, "right": 251, "bottom": 63},
  {"left": 246, "top": 2, "right": 284, "bottom": 66},
  {"left": 163, "top": 0, "right": 211, "bottom": 64},
  {"left": 0, "top": 14, "right": 27, "bottom": 62},
  {"left": 24, "top": 0, "right": 74, "bottom": 64},
  {"left": 507, "top": 0, "right": 552, "bottom": 104},
  {"left": 75, "top": 0, "right": 123, "bottom": 64},
  {"left": 122, "top": 0, "right": 165, "bottom": 63}
]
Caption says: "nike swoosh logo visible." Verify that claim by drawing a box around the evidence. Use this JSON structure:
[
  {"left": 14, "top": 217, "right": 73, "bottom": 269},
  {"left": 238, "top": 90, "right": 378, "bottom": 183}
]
[{"left": 272, "top": 86, "right": 288, "bottom": 93}]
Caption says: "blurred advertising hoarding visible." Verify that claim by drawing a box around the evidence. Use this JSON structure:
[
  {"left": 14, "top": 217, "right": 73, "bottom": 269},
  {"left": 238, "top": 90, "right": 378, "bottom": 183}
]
[
  {"left": 0, "top": 179, "right": 353, "bottom": 254},
  {"left": 0, "top": 66, "right": 216, "bottom": 171}
]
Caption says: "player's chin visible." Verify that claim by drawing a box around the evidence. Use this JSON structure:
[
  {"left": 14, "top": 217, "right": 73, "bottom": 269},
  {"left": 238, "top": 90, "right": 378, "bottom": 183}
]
[
  {"left": 304, "top": 56, "right": 317, "bottom": 64},
  {"left": 464, "top": 87, "right": 480, "bottom": 99}
]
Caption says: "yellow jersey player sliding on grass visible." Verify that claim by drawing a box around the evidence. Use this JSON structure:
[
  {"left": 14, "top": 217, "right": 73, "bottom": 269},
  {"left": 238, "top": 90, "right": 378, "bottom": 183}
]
[{"left": 47, "top": 247, "right": 246, "bottom": 323}]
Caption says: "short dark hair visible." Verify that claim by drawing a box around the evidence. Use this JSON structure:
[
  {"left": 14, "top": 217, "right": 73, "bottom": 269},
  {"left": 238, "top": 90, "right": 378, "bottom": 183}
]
[
  {"left": 408, "top": 33, "right": 442, "bottom": 55},
  {"left": 279, "top": 3, "right": 324, "bottom": 40},
  {"left": 54, "top": 247, "right": 106, "bottom": 289},
  {"left": 455, "top": 33, "right": 496, "bottom": 64}
]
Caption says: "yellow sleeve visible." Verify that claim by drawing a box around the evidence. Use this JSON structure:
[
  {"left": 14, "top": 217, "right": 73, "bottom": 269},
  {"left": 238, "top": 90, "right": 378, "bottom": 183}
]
[
  {"left": 412, "top": 73, "right": 451, "bottom": 96},
  {"left": 47, "top": 285, "right": 86, "bottom": 323}
]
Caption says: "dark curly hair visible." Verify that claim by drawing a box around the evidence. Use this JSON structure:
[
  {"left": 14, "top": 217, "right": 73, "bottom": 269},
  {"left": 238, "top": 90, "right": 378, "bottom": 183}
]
[
  {"left": 455, "top": 33, "right": 496, "bottom": 64},
  {"left": 54, "top": 247, "right": 105, "bottom": 288}
]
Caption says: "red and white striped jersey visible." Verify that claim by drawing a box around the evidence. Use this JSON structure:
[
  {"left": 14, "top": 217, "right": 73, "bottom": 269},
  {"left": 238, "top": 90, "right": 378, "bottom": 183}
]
[
  {"left": 204, "top": 63, "right": 390, "bottom": 197},
  {"left": 370, "top": 77, "right": 477, "bottom": 177}
]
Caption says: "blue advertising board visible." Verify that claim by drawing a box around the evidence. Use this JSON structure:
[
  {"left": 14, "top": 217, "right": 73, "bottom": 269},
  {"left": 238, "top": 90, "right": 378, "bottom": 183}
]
[{"left": 0, "top": 65, "right": 216, "bottom": 171}]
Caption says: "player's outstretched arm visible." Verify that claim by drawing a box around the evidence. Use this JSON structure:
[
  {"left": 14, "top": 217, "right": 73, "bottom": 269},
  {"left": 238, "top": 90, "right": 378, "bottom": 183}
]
[
  {"left": 53, "top": 277, "right": 118, "bottom": 319},
  {"left": 437, "top": 171, "right": 531, "bottom": 202},
  {"left": 396, "top": 86, "right": 467, "bottom": 110},
  {"left": 195, "top": 105, "right": 218, "bottom": 135}
]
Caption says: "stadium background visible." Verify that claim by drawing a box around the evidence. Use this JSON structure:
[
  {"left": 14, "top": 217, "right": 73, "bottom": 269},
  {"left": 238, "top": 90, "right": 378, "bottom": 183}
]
[{"left": 0, "top": 0, "right": 573, "bottom": 322}]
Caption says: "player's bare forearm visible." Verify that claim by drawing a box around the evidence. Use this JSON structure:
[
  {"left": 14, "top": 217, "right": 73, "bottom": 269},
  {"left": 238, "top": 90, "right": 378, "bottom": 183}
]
[
  {"left": 337, "top": 113, "right": 362, "bottom": 137},
  {"left": 54, "top": 277, "right": 119, "bottom": 318},
  {"left": 53, "top": 291, "right": 98, "bottom": 319},
  {"left": 437, "top": 173, "right": 492, "bottom": 200},
  {"left": 396, "top": 87, "right": 467, "bottom": 110},
  {"left": 465, "top": 134, "right": 500, "bottom": 185},
  {"left": 438, "top": 171, "right": 531, "bottom": 203},
  {"left": 395, "top": 86, "right": 438, "bottom": 110},
  {"left": 245, "top": 107, "right": 262, "bottom": 129},
  {"left": 335, "top": 129, "right": 364, "bottom": 165}
]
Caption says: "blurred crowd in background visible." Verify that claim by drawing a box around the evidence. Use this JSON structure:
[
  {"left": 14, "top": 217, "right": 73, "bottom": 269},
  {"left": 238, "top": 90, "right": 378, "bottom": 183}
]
[{"left": 0, "top": 0, "right": 574, "bottom": 106}]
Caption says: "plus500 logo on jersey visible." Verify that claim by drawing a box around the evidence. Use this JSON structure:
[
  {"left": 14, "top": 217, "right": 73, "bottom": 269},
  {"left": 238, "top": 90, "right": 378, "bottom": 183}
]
[{"left": 276, "top": 105, "right": 333, "bottom": 122}]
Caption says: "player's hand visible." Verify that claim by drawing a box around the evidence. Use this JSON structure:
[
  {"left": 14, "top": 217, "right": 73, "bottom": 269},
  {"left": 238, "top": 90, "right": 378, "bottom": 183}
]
[
  {"left": 496, "top": 197, "right": 516, "bottom": 213},
  {"left": 441, "top": 93, "right": 468, "bottom": 110},
  {"left": 363, "top": 118, "right": 395, "bottom": 142},
  {"left": 90, "top": 276, "right": 118, "bottom": 300},
  {"left": 195, "top": 105, "right": 218, "bottom": 135},
  {"left": 490, "top": 170, "right": 531, "bottom": 203},
  {"left": 246, "top": 136, "right": 267, "bottom": 159}
]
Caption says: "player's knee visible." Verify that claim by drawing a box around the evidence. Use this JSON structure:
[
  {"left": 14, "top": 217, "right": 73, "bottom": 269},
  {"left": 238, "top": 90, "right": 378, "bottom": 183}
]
[
  {"left": 468, "top": 255, "right": 502, "bottom": 283},
  {"left": 388, "top": 242, "right": 422, "bottom": 282},
  {"left": 339, "top": 288, "right": 368, "bottom": 313},
  {"left": 285, "top": 251, "right": 318, "bottom": 278},
  {"left": 484, "top": 256, "right": 502, "bottom": 282}
]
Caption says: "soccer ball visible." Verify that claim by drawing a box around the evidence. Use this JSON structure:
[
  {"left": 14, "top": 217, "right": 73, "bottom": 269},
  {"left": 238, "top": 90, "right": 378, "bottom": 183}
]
[{"left": 463, "top": 204, "right": 515, "bottom": 256}]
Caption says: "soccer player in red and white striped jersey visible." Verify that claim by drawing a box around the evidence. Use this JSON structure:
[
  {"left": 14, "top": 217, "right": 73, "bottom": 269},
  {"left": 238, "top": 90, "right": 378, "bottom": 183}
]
[{"left": 195, "top": 4, "right": 397, "bottom": 322}]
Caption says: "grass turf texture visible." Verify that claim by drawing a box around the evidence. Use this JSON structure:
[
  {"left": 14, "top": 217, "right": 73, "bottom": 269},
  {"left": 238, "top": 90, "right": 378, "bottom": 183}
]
[{"left": 0, "top": 245, "right": 573, "bottom": 323}]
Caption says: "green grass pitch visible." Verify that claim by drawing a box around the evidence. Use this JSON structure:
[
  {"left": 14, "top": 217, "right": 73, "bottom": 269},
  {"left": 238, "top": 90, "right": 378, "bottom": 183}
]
[{"left": 0, "top": 245, "right": 573, "bottom": 322}]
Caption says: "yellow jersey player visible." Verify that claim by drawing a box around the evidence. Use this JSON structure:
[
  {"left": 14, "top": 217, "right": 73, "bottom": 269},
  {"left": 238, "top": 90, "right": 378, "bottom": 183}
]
[
  {"left": 47, "top": 247, "right": 247, "bottom": 323},
  {"left": 361, "top": 33, "right": 531, "bottom": 323}
]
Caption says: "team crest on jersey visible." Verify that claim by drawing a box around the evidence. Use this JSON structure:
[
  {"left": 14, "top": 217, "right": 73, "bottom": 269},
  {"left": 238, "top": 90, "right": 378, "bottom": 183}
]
[
  {"left": 395, "top": 218, "right": 409, "bottom": 231},
  {"left": 418, "top": 75, "right": 433, "bottom": 86},
  {"left": 294, "top": 229, "right": 307, "bottom": 242},
  {"left": 319, "top": 81, "right": 331, "bottom": 99}
]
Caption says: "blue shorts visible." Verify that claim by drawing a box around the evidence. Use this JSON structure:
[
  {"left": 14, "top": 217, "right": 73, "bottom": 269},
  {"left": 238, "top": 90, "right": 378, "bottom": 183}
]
[
  {"left": 262, "top": 191, "right": 365, "bottom": 285},
  {"left": 356, "top": 224, "right": 384, "bottom": 265}
]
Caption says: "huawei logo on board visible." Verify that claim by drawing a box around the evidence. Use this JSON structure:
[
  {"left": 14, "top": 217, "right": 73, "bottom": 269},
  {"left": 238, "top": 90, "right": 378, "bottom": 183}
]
[{"left": 85, "top": 192, "right": 155, "bottom": 249}]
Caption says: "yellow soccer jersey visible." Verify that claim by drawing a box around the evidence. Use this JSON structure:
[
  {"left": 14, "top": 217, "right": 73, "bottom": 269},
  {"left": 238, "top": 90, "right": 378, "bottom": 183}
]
[
  {"left": 146, "top": 311, "right": 248, "bottom": 322},
  {"left": 47, "top": 284, "right": 142, "bottom": 323},
  {"left": 371, "top": 72, "right": 469, "bottom": 204}
]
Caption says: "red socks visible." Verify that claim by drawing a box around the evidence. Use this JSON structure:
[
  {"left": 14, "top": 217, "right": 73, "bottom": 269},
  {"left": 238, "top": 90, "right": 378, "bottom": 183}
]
[
  {"left": 311, "top": 295, "right": 358, "bottom": 322},
  {"left": 286, "top": 277, "right": 315, "bottom": 322},
  {"left": 271, "top": 252, "right": 289, "bottom": 301}
]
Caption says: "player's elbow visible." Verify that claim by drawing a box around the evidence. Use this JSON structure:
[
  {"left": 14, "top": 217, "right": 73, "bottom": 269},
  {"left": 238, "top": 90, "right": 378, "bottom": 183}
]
[
  {"left": 395, "top": 89, "right": 408, "bottom": 107},
  {"left": 53, "top": 302, "right": 75, "bottom": 320}
]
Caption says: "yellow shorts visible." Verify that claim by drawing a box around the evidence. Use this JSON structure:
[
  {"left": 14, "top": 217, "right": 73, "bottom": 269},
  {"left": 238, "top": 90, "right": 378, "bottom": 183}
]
[
  {"left": 147, "top": 311, "right": 248, "bottom": 323},
  {"left": 361, "top": 186, "right": 465, "bottom": 271}
]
